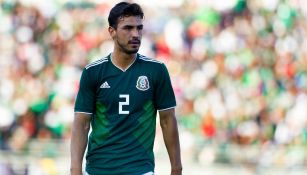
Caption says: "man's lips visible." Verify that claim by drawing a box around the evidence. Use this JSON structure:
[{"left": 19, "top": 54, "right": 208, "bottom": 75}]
[{"left": 129, "top": 40, "right": 140, "bottom": 44}]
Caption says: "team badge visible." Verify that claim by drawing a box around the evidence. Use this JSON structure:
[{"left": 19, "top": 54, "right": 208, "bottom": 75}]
[{"left": 136, "top": 76, "right": 150, "bottom": 91}]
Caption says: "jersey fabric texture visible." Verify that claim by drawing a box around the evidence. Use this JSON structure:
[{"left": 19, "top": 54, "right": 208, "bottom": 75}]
[{"left": 74, "top": 53, "right": 176, "bottom": 175}]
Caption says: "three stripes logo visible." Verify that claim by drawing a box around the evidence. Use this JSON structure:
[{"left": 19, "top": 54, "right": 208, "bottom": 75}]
[{"left": 100, "top": 81, "right": 110, "bottom": 88}]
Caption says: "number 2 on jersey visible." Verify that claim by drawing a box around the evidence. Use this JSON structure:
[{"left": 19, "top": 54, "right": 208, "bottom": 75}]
[{"left": 119, "top": 94, "right": 129, "bottom": 114}]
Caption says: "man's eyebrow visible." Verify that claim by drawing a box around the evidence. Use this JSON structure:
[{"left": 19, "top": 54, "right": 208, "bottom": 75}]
[{"left": 123, "top": 24, "right": 143, "bottom": 28}]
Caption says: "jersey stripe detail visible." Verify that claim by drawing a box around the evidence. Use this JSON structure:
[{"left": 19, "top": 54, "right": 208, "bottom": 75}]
[
  {"left": 86, "top": 57, "right": 108, "bottom": 67},
  {"left": 74, "top": 111, "right": 93, "bottom": 115},
  {"left": 157, "top": 106, "right": 176, "bottom": 111},
  {"left": 85, "top": 58, "right": 108, "bottom": 69},
  {"left": 138, "top": 55, "right": 162, "bottom": 64},
  {"left": 85, "top": 59, "right": 108, "bottom": 69}
]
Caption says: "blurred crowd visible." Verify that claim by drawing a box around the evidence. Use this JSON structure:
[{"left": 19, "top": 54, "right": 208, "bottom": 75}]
[{"left": 0, "top": 0, "right": 306, "bottom": 167}]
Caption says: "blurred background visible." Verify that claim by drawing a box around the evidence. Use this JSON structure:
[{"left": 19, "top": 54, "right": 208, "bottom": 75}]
[{"left": 0, "top": 0, "right": 306, "bottom": 174}]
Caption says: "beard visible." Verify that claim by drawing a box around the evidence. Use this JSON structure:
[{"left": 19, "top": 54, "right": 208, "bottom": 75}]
[{"left": 116, "top": 39, "right": 140, "bottom": 54}]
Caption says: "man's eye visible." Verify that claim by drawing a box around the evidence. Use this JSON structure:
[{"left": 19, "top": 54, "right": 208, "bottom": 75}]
[{"left": 124, "top": 27, "right": 133, "bottom": 30}]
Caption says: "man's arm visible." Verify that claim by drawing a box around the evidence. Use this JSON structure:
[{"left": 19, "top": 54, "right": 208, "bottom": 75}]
[
  {"left": 159, "top": 108, "right": 182, "bottom": 175},
  {"left": 70, "top": 113, "right": 91, "bottom": 175}
]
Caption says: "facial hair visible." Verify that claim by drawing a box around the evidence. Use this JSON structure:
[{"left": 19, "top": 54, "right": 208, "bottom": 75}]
[{"left": 116, "top": 38, "right": 140, "bottom": 54}]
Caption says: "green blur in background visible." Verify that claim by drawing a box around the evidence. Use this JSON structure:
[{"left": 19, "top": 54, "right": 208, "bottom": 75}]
[{"left": 0, "top": 0, "right": 306, "bottom": 174}]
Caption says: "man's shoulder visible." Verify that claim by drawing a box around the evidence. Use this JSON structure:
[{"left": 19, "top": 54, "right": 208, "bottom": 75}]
[
  {"left": 137, "top": 54, "right": 163, "bottom": 65},
  {"left": 85, "top": 56, "right": 109, "bottom": 70}
]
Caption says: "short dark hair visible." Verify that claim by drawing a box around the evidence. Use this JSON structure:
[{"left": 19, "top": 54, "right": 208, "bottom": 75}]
[{"left": 108, "top": 2, "right": 144, "bottom": 28}]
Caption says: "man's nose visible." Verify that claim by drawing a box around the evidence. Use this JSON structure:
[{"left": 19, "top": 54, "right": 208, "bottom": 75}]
[{"left": 131, "top": 28, "right": 141, "bottom": 38}]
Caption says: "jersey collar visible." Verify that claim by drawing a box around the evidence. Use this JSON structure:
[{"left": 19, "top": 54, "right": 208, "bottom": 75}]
[{"left": 109, "top": 53, "right": 138, "bottom": 72}]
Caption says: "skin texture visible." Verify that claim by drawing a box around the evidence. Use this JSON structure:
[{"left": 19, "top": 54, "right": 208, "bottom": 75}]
[
  {"left": 70, "top": 113, "right": 91, "bottom": 175},
  {"left": 159, "top": 109, "right": 182, "bottom": 175},
  {"left": 71, "top": 15, "right": 182, "bottom": 175},
  {"left": 108, "top": 16, "right": 143, "bottom": 70}
]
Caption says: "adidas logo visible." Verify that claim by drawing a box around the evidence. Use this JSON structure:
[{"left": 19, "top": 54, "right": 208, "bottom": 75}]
[{"left": 100, "top": 81, "right": 110, "bottom": 88}]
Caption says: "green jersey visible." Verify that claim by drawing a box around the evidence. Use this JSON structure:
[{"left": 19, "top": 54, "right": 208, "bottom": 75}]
[{"left": 74, "top": 53, "right": 176, "bottom": 175}]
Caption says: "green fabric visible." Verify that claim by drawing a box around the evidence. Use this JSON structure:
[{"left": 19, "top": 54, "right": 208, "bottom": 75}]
[
  {"left": 195, "top": 8, "right": 220, "bottom": 27},
  {"left": 30, "top": 99, "right": 49, "bottom": 113},
  {"left": 234, "top": 0, "right": 246, "bottom": 13},
  {"left": 75, "top": 53, "right": 176, "bottom": 175}
]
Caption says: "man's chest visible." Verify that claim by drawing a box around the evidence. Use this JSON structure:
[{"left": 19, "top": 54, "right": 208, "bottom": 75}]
[{"left": 95, "top": 71, "right": 154, "bottom": 114}]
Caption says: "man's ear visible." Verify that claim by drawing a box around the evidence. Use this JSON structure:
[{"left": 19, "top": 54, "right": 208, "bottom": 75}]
[{"left": 108, "top": 26, "right": 116, "bottom": 39}]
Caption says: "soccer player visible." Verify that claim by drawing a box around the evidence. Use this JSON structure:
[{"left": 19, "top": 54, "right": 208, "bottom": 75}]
[{"left": 70, "top": 2, "right": 182, "bottom": 175}]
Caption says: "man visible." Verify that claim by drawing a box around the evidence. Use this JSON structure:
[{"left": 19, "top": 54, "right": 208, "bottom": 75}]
[{"left": 70, "top": 2, "right": 182, "bottom": 175}]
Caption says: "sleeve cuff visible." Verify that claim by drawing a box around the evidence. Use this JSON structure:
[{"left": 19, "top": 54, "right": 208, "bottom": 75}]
[
  {"left": 74, "top": 111, "right": 93, "bottom": 115},
  {"left": 157, "top": 106, "right": 176, "bottom": 111}
]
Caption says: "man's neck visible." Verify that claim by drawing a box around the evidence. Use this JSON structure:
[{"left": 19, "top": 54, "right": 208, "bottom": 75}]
[{"left": 111, "top": 51, "right": 137, "bottom": 71}]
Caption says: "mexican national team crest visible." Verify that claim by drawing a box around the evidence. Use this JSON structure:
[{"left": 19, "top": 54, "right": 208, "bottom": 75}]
[{"left": 136, "top": 76, "right": 150, "bottom": 91}]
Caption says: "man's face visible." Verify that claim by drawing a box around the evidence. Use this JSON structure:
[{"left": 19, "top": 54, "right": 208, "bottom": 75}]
[{"left": 110, "top": 16, "right": 143, "bottom": 54}]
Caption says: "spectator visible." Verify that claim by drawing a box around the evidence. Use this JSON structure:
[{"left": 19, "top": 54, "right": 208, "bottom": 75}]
[{"left": 0, "top": 0, "right": 306, "bottom": 168}]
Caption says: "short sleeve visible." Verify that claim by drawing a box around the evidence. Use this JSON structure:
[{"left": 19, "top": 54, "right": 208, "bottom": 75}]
[
  {"left": 74, "top": 68, "right": 96, "bottom": 114},
  {"left": 154, "top": 63, "right": 176, "bottom": 110}
]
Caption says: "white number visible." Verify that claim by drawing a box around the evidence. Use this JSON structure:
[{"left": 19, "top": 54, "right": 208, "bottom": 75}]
[{"left": 119, "top": 94, "right": 129, "bottom": 114}]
